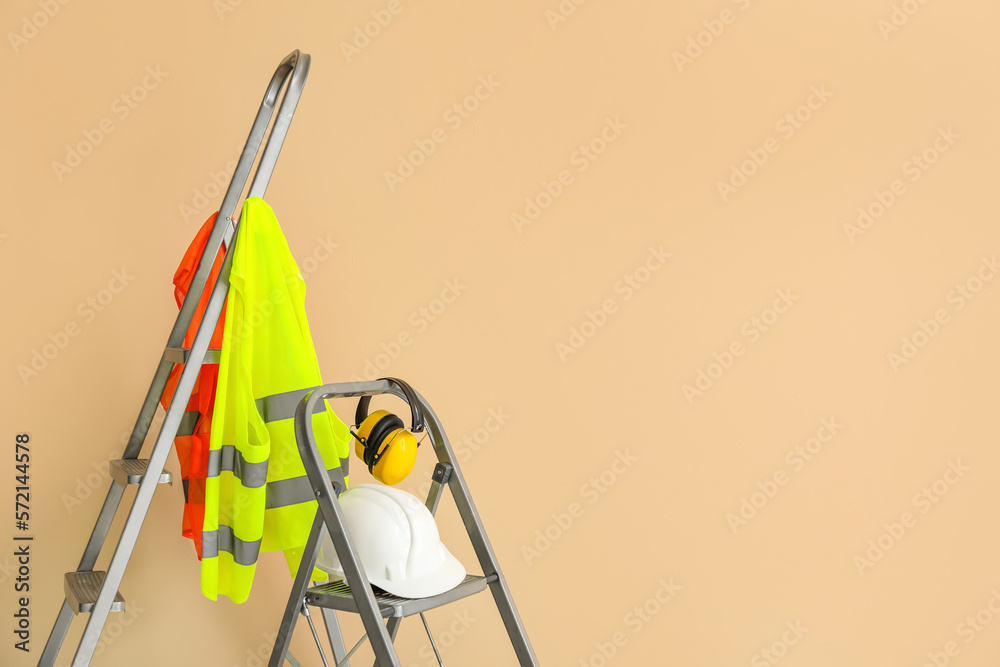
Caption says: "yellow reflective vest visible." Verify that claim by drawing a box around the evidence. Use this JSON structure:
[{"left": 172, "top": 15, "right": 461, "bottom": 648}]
[{"left": 201, "top": 197, "right": 351, "bottom": 603}]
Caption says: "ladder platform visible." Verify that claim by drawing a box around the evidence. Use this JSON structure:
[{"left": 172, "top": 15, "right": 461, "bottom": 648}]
[
  {"left": 165, "top": 346, "right": 221, "bottom": 364},
  {"left": 304, "top": 573, "right": 496, "bottom": 618},
  {"left": 109, "top": 459, "right": 173, "bottom": 487},
  {"left": 64, "top": 572, "right": 125, "bottom": 614}
]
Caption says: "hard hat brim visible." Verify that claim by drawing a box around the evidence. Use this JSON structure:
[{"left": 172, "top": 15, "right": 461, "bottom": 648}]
[{"left": 316, "top": 547, "right": 466, "bottom": 599}]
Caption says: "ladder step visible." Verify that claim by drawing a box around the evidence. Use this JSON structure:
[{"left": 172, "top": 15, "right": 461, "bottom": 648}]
[
  {"left": 165, "top": 346, "right": 221, "bottom": 364},
  {"left": 304, "top": 574, "right": 496, "bottom": 618},
  {"left": 109, "top": 459, "right": 173, "bottom": 487},
  {"left": 64, "top": 572, "right": 125, "bottom": 614}
]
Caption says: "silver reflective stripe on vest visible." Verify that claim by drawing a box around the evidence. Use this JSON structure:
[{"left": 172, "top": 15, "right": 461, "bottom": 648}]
[
  {"left": 207, "top": 444, "right": 269, "bottom": 488},
  {"left": 177, "top": 410, "right": 200, "bottom": 438},
  {"left": 254, "top": 387, "right": 350, "bottom": 508},
  {"left": 265, "top": 461, "right": 350, "bottom": 510},
  {"left": 205, "top": 388, "right": 348, "bottom": 518},
  {"left": 255, "top": 386, "right": 324, "bottom": 423},
  {"left": 201, "top": 525, "right": 262, "bottom": 566},
  {"left": 208, "top": 447, "right": 349, "bottom": 509}
]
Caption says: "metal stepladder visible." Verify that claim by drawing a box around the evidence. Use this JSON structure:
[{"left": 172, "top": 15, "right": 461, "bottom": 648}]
[
  {"left": 38, "top": 50, "right": 313, "bottom": 667},
  {"left": 38, "top": 49, "right": 539, "bottom": 667},
  {"left": 266, "top": 380, "right": 539, "bottom": 667}
]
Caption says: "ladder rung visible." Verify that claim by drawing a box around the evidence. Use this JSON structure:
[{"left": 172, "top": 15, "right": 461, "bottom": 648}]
[
  {"left": 165, "top": 347, "right": 221, "bottom": 364},
  {"left": 64, "top": 572, "right": 125, "bottom": 614},
  {"left": 109, "top": 459, "right": 173, "bottom": 487},
  {"left": 304, "top": 574, "right": 496, "bottom": 618}
]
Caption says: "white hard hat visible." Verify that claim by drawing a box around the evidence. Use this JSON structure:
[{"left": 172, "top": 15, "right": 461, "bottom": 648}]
[{"left": 316, "top": 484, "right": 467, "bottom": 598}]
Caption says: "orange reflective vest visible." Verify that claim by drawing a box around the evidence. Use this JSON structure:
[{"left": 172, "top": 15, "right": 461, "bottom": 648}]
[{"left": 160, "top": 212, "right": 227, "bottom": 558}]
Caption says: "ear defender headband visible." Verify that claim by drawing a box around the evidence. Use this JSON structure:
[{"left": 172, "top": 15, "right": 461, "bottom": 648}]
[
  {"left": 355, "top": 377, "right": 424, "bottom": 439},
  {"left": 351, "top": 377, "right": 425, "bottom": 485}
]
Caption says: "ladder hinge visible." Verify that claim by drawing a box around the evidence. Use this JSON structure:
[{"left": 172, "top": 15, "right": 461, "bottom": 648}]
[{"left": 432, "top": 462, "right": 453, "bottom": 485}]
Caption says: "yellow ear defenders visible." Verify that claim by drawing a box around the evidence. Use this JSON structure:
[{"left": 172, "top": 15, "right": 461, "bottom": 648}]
[{"left": 352, "top": 377, "right": 424, "bottom": 485}]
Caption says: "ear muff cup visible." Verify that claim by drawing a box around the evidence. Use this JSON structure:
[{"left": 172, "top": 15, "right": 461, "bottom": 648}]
[
  {"left": 355, "top": 409, "right": 418, "bottom": 485},
  {"left": 364, "top": 412, "right": 404, "bottom": 467},
  {"left": 353, "top": 378, "right": 426, "bottom": 485}
]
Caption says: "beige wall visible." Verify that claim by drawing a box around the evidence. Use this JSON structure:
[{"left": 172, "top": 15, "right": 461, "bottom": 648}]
[{"left": 3, "top": 0, "right": 1000, "bottom": 665}]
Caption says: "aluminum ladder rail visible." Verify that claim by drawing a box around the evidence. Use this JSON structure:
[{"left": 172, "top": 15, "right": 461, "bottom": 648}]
[
  {"left": 37, "top": 49, "right": 313, "bottom": 667},
  {"left": 267, "top": 380, "right": 540, "bottom": 667}
]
